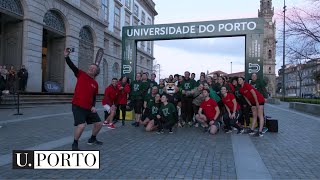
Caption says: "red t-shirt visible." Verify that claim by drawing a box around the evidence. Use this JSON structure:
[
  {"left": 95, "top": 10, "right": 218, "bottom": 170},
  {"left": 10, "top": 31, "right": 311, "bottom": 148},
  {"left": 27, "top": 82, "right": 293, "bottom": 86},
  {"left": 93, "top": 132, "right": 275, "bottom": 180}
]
[
  {"left": 239, "top": 82, "right": 265, "bottom": 105},
  {"left": 222, "top": 93, "right": 240, "bottom": 112},
  {"left": 102, "top": 84, "right": 118, "bottom": 106},
  {"left": 72, "top": 70, "right": 98, "bottom": 110},
  {"left": 200, "top": 98, "right": 218, "bottom": 120}
]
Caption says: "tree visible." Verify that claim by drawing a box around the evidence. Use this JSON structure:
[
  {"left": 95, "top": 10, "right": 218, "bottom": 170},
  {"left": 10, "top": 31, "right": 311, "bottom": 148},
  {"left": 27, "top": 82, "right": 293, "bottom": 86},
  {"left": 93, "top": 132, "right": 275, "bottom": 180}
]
[{"left": 313, "top": 70, "right": 320, "bottom": 82}]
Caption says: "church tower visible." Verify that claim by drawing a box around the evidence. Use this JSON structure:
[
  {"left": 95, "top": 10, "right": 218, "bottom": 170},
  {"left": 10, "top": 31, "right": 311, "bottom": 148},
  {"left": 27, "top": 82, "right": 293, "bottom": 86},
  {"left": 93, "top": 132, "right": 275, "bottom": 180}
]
[{"left": 258, "top": 0, "right": 276, "bottom": 96}]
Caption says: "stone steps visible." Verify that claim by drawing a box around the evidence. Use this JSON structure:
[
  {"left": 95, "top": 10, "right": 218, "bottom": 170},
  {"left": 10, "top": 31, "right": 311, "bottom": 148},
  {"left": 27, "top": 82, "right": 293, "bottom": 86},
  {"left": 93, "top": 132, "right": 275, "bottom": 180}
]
[{"left": 0, "top": 93, "right": 103, "bottom": 107}]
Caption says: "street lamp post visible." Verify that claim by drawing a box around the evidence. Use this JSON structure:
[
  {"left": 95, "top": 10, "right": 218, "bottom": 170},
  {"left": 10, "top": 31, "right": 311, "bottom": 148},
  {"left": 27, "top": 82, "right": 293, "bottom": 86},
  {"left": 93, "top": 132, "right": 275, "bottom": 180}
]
[
  {"left": 231, "top": 62, "right": 232, "bottom": 74},
  {"left": 282, "top": 0, "right": 286, "bottom": 98},
  {"left": 156, "top": 64, "right": 160, "bottom": 82}
]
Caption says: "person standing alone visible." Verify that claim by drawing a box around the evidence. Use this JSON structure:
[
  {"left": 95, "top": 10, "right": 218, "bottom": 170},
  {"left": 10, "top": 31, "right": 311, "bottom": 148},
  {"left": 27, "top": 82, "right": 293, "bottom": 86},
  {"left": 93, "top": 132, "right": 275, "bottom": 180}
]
[{"left": 64, "top": 48, "right": 103, "bottom": 150}]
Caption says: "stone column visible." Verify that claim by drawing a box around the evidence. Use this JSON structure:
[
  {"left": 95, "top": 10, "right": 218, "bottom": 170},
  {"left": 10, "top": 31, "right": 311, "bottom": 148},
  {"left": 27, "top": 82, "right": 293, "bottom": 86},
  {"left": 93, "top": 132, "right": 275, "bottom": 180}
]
[{"left": 22, "top": 19, "right": 43, "bottom": 92}]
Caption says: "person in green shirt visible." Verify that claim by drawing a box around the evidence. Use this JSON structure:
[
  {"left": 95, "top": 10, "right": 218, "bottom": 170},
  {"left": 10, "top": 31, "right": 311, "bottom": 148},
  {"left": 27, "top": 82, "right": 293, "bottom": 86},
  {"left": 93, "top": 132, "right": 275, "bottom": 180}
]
[
  {"left": 156, "top": 94, "right": 177, "bottom": 134},
  {"left": 196, "top": 75, "right": 207, "bottom": 87},
  {"left": 158, "top": 79, "right": 165, "bottom": 95},
  {"left": 203, "top": 82, "right": 221, "bottom": 103},
  {"left": 141, "top": 73, "right": 150, "bottom": 98},
  {"left": 145, "top": 94, "right": 161, "bottom": 132},
  {"left": 147, "top": 73, "right": 158, "bottom": 94},
  {"left": 250, "top": 73, "right": 268, "bottom": 98},
  {"left": 141, "top": 86, "right": 158, "bottom": 124},
  {"left": 181, "top": 71, "right": 197, "bottom": 126},
  {"left": 130, "top": 73, "right": 143, "bottom": 127}
]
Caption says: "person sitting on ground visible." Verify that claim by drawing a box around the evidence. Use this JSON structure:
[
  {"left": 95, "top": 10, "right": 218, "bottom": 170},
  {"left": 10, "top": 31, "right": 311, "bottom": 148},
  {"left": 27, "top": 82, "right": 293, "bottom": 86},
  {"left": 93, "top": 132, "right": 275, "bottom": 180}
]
[
  {"left": 156, "top": 94, "right": 178, "bottom": 134},
  {"left": 196, "top": 89, "right": 220, "bottom": 135},
  {"left": 102, "top": 78, "right": 119, "bottom": 129},
  {"left": 221, "top": 86, "right": 244, "bottom": 134},
  {"left": 141, "top": 86, "right": 158, "bottom": 126},
  {"left": 145, "top": 94, "right": 161, "bottom": 132}
]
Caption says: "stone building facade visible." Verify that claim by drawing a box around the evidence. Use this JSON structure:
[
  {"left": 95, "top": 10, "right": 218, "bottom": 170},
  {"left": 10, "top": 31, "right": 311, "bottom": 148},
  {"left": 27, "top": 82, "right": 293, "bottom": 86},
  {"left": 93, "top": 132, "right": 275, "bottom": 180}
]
[
  {"left": 0, "top": 0, "right": 157, "bottom": 93},
  {"left": 258, "top": 0, "right": 276, "bottom": 96}
]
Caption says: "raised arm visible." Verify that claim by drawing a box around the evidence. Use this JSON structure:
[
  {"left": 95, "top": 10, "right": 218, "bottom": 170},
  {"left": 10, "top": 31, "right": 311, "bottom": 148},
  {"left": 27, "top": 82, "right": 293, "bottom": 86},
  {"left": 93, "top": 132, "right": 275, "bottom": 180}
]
[{"left": 64, "top": 48, "right": 78, "bottom": 76}]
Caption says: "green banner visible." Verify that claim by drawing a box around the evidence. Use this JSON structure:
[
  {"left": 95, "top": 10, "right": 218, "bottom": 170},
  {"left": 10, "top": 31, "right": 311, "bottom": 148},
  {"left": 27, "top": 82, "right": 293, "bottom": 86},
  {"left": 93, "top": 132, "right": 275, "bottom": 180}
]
[
  {"left": 121, "top": 18, "right": 264, "bottom": 81},
  {"left": 245, "top": 34, "right": 264, "bottom": 81}
]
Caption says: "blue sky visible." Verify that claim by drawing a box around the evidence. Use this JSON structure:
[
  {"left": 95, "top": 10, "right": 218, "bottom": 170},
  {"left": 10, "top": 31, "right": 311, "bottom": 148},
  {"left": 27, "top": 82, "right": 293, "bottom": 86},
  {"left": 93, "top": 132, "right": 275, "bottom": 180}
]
[{"left": 152, "top": 0, "right": 305, "bottom": 79}]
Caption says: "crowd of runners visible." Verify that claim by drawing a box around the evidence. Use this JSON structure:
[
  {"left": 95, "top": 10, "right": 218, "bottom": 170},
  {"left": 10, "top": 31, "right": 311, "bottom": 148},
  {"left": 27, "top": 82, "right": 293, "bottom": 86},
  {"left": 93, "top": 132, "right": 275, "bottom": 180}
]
[{"left": 102, "top": 70, "right": 268, "bottom": 137}]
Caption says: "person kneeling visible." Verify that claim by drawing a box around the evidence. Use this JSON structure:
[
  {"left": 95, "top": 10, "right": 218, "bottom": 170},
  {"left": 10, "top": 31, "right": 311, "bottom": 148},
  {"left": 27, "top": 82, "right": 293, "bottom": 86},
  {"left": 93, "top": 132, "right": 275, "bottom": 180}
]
[
  {"left": 156, "top": 94, "right": 177, "bottom": 134},
  {"left": 196, "top": 89, "right": 220, "bottom": 135},
  {"left": 144, "top": 94, "right": 161, "bottom": 132}
]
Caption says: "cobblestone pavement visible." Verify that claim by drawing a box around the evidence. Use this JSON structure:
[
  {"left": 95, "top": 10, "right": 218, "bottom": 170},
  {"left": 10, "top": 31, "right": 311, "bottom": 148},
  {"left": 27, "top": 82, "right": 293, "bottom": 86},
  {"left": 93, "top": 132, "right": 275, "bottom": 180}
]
[
  {"left": 0, "top": 102, "right": 319, "bottom": 179},
  {"left": 251, "top": 103, "right": 320, "bottom": 179}
]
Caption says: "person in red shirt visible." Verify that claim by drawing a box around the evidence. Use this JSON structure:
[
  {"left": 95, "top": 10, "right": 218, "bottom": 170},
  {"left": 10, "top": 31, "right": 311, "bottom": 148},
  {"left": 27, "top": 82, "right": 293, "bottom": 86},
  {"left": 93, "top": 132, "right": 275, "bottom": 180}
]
[
  {"left": 195, "top": 89, "right": 220, "bottom": 135},
  {"left": 116, "top": 76, "right": 130, "bottom": 126},
  {"left": 102, "top": 78, "right": 119, "bottom": 129},
  {"left": 64, "top": 48, "right": 103, "bottom": 151},
  {"left": 221, "top": 86, "right": 244, "bottom": 134},
  {"left": 238, "top": 77, "right": 265, "bottom": 137}
]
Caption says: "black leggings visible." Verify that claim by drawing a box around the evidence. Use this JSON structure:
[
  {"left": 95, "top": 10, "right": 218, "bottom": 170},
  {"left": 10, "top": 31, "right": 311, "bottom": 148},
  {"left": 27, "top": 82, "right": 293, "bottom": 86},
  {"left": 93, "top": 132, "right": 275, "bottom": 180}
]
[
  {"left": 181, "top": 97, "right": 194, "bottom": 123},
  {"left": 223, "top": 110, "right": 242, "bottom": 131},
  {"left": 156, "top": 117, "right": 177, "bottom": 130},
  {"left": 116, "top": 104, "right": 127, "bottom": 120},
  {"left": 239, "top": 103, "right": 250, "bottom": 126}
]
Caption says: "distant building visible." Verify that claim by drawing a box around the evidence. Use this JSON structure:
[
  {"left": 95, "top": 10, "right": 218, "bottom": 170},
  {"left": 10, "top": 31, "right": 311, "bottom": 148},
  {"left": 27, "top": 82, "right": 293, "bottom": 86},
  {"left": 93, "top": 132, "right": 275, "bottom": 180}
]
[
  {"left": 0, "top": 0, "right": 157, "bottom": 93},
  {"left": 278, "top": 59, "right": 320, "bottom": 97}
]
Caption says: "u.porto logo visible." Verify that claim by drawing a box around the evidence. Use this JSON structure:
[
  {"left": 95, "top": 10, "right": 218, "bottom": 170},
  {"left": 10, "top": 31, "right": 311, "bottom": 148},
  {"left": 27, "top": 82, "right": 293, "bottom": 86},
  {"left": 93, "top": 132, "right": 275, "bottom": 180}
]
[{"left": 12, "top": 150, "right": 100, "bottom": 169}]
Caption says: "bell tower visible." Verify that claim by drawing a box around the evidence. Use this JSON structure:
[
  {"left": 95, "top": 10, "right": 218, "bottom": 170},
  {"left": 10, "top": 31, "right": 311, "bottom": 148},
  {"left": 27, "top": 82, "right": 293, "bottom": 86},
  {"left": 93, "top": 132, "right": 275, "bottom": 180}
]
[{"left": 259, "top": 0, "right": 276, "bottom": 96}]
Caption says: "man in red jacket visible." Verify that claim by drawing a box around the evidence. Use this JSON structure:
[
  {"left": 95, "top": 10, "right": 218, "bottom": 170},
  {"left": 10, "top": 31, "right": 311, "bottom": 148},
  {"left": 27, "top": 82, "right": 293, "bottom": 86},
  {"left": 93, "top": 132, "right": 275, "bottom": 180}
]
[
  {"left": 64, "top": 49, "right": 103, "bottom": 151},
  {"left": 102, "top": 78, "right": 119, "bottom": 129}
]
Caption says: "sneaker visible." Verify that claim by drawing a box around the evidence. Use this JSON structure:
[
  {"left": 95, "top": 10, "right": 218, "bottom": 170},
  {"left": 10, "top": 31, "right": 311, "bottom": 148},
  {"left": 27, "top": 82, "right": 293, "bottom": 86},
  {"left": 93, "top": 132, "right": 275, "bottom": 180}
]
[
  {"left": 156, "top": 130, "right": 162, "bottom": 134},
  {"left": 203, "top": 127, "right": 209, "bottom": 133},
  {"left": 131, "top": 121, "right": 137, "bottom": 126},
  {"left": 112, "top": 119, "right": 118, "bottom": 124},
  {"left": 169, "top": 129, "right": 173, "bottom": 134},
  {"left": 254, "top": 132, "right": 263, "bottom": 137},
  {"left": 248, "top": 129, "right": 255, "bottom": 135},
  {"left": 103, "top": 122, "right": 109, "bottom": 126},
  {"left": 237, "top": 129, "right": 245, "bottom": 134},
  {"left": 188, "top": 122, "right": 192, "bottom": 127},
  {"left": 233, "top": 127, "right": 238, "bottom": 131},
  {"left": 195, "top": 123, "right": 199, "bottom": 128},
  {"left": 72, "top": 143, "right": 79, "bottom": 150},
  {"left": 262, "top": 127, "right": 268, "bottom": 133},
  {"left": 87, "top": 138, "right": 103, "bottom": 145},
  {"left": 107, "top": 123, "right": 116, "bottom": 129},
  {"left": 225, "top": 129, "right": 232, "bottom": 134},
  {"left": 135, "top": 122, "right": 140, "bottom": 127}
]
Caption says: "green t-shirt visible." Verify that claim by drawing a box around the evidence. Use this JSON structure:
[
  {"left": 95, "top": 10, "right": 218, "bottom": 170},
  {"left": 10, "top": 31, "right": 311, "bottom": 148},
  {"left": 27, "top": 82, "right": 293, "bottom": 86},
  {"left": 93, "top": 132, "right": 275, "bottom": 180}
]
[
  {"left": 147, "top": 80, "right": 158, "bottom": 94},
  {"left": 158, "top": 85, "right": 165, "bottom": 95},
  {"left": 141, "top": 80, "right": 150, "bottom": 97},
  {"left": 159, "top": 102, "right": 177, "bottom": 122},
  {"left": 130, "top": 80, "right": 143, "bottom": 100},
  {"left": 181, "top": 78, "right": 196, "bottom": 91},
  {"left": 144, "top": 94, "right": 156, "bottom": 106},
  {"left": 148, "top": 101, "right": 161, "bottom": 116},
  {"left": 209, "top": 88, "right": 221, "bottom": 102},
  {"left": 250, "top": 80, "right": 267, "bottom": 98}
]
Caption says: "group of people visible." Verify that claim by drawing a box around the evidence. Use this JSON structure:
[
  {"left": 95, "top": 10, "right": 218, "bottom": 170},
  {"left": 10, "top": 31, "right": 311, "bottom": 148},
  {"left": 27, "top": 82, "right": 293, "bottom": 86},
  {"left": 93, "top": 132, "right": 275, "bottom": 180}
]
[
  {"left": 126, "top": 71, "right": 267, "bottom": 137},
  {"left": 0, "top": 65, "right": 28, "bottom": 96},
  {"left": 65, "top": 47, "right": 268, "bottom": 150}
]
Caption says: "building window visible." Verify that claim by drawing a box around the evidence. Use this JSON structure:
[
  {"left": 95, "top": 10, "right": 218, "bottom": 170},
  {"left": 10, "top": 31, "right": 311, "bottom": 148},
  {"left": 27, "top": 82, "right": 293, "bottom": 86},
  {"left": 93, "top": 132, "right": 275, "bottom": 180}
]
[
  {"left": 114, "top": 6, "right": 121, "bottom": 29},
  {"left": 268, "top": 50, "right": 272, "bottom": 59},
  {"left": 101, "top": 0, "right": 109, "bottom": 22},
  {"left": 104, "top": 39, "right": 109, "bottom": 52},
  {"left": 112, "top": 62, "right": 120, "bottom": 78},
  {"left": 147, "top": 59, "right": 150, "bottom": 66},
  {"left": 147, "top": 17, "right": 152, "bottom": 25},
  {"left": 125, "top": 0, "right": 131, "bottom": 9},
  {"left": 141, "top": 11, "right": 145, "bottom": 24},
  {"left": 133, "top": 18, "right": 139, "bottom": 26},
  {"left": 140, "top": 56, "right": 144, "bottom": 64},
  {"left": 113, "top": 43, "right": 120, "bottom": 57},
  {"left": 125, "top": 12, "right": 131, "bottom": 26},
  {"left": 134, "top": 4, "right": 139, "bottom": 16},
  {"left": 141, "top": 41, "right": 145, "bottom": 48},
  {"left": 147, "top": 41, "right": 151, "bottom": 53}
]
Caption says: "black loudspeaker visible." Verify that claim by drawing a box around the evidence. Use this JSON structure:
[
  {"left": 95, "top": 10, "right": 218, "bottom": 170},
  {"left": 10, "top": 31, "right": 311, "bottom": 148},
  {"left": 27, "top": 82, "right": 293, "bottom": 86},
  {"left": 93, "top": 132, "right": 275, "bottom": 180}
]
[{"left": 266, "top": 119, "right": 278, "bottom": 132}]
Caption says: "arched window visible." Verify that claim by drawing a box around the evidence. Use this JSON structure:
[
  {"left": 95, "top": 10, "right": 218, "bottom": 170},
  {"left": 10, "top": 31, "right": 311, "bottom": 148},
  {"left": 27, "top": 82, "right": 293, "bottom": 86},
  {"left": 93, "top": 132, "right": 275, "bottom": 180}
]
[
  {"left": 79, "top": 26, "right": 93, "bottom": 43},
  {"left": 112, "top": 62, "right": 120, "bottom": 78},
  {"left": 43, "top": 10, "right": 66, "bottom": 34},
  {"left": 0, "top": 0, "right": 23, "bottom": 16},
  {"left": 268, "top": 50, "right": 272, "bottom": 59}
]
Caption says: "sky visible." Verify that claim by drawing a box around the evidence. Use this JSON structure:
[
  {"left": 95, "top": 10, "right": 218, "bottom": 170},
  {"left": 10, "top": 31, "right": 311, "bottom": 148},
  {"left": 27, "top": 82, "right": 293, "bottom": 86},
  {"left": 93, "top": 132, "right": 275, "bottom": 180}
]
[{"left": 152, "top": 0, "right": 306, "bottom": 80}]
